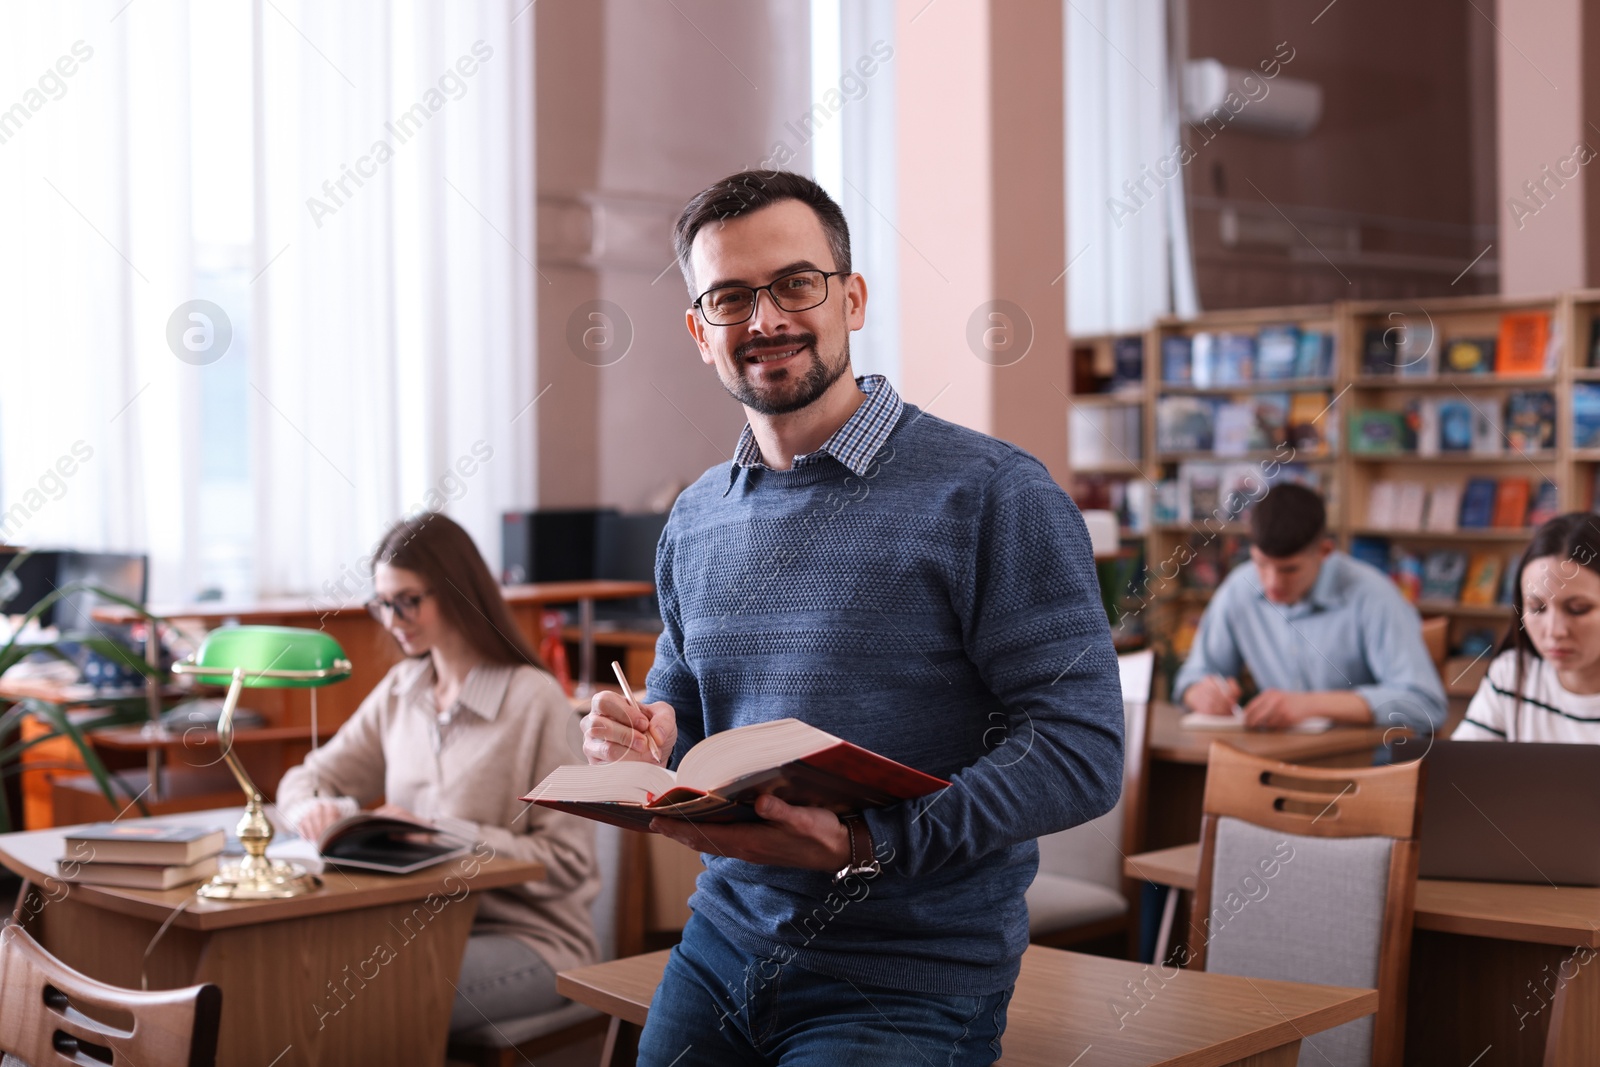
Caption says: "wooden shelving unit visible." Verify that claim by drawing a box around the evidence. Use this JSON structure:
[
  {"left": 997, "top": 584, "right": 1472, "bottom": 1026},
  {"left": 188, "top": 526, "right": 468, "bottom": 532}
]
[{"left": 1066, "top": 291, "right": 1600, "bottom": 686}]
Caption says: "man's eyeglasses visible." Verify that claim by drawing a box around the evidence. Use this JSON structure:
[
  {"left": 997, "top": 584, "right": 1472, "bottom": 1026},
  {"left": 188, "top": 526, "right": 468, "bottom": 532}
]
[
  {"left": 693, "top": 269, "right": 847, "bottom": 327},
  {"left": 366, "top": 591, "right": 429, "bottom": 623}
]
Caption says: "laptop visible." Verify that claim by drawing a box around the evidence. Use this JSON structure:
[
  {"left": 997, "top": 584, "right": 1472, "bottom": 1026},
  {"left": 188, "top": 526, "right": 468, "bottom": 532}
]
[{"left": 1419, "top": 741, "right": 1600, "bottom": 887}]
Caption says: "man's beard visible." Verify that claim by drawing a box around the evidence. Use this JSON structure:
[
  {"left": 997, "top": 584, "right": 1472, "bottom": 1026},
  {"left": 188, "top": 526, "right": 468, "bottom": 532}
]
[{"left": 721, "top": 332, "right": 851, "bottom": 416}]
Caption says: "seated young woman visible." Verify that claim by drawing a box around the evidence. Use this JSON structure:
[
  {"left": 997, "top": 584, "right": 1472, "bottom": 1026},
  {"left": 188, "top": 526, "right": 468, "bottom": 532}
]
[
  {"left": 277, "top": 512, "right": 598, "bottom": 1031},
  {"left": 1455, "top": 511, "right": 1600, "bottom": 742}
]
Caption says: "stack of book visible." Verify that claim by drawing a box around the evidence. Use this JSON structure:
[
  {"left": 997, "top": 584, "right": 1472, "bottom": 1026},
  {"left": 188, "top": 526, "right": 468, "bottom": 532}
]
[
  {"left": 57, "top": 822, "right": 225, "bottom": 889},
  {"left": 1161, "top": 325, "right": 1335, "bottom": 386},
  {"left": 1157, "top": 391, "right": 1332, "bottom": 457}
]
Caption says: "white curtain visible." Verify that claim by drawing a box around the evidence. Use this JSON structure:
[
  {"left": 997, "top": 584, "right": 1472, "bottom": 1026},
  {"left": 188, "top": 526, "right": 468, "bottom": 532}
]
[
  {"left": 253, "top": 0, "right": 537, "bottom": 601},
  {"left": 809, "top": 0, "right": 899, "bottom": 387},
  {"left": 1065, "top": 0, "right": 1196, "bottom": 335},
  {"left": 0, "top": 1, "right": 199, "bottom": 604}
]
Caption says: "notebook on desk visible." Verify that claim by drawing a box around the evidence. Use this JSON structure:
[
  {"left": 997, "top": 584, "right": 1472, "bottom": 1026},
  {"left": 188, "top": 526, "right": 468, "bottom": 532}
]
[{"left": 1420, "top": 741, "right": 1600, "bottom": 887}]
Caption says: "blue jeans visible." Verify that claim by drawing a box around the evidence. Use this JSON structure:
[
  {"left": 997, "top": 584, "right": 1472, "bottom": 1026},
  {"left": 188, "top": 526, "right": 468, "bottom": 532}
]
[{"left": 637, "top": 914, "right": 1013, "bottom": 1066}]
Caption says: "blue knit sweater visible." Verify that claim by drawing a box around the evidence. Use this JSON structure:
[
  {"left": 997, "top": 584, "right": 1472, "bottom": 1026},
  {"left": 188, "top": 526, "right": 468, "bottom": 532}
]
[{"left": 646, "top": 401, "right": 1123, "bottom": 995}]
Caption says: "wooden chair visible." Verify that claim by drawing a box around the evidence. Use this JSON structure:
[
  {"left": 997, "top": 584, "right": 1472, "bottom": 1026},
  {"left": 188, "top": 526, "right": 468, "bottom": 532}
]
[
  {"left": 0, "top": 922, "right": 221, "bottom": 1067},
  {"left": 1186, "top": 742, "right": 1424, "bottom": 1067},
  {"left": 1026, "top": 649, "right": 1154, "bottom": 952}
]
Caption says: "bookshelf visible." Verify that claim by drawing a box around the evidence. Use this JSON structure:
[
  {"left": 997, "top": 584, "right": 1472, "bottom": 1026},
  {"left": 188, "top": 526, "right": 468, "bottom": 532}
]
[{"left": 1066, "top": 291, "right": 1596, "bottom": 692}]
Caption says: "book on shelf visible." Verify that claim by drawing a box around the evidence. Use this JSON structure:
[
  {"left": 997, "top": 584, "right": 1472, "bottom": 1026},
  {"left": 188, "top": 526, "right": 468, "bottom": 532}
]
[
  {"left": 1471, "top": 403, "right": 1505, "bottom": 455},
  {"left": 1438, "top": 401, "right": 1474, "bottom": 452},
  {"left": 1460, "top": 553, "right": 1504, "bottom": 607},
  {"left": 1424, "top": 483, "right": 1462, "bottom": 533},
  {"left": 1215, "top": 333, "right": 1257, "bottom": 384},
  {"left": 1192, "top": 332, "right": 1216, "bottom": 388},
  {"left": 1349, "top": 535, "right": 1392, "bottom": 573},
  {"left": 1528, "top": 480, "right": 1560, "bottom": 527},
  {"left": 1070, "top": 405, "right": 1142, "bottom": 467},
  {"left": 1213, "top": 402, "right": 1256, "bottom": 456},
  {"left": 1350, "top": 410, "right": 1409, "bottom": 455},
  {"left": 1362, "top": 327, "right": 1397, "bottom": 375},
  {"left": 1458, "top": 477, "right": 1498, "bottom": 528},
  {"left": 1111, "top": 336, "right": 1144, "bottom": 392},
  {"left": 1367, "top": 481, "right": 1399, "bottom": 528},
  {"left": 1499, "top": 557, "right": 1520, "bottom": 606},
  {"left": 1286, "top": 391, "right": 1330, "bottom": 455},
  {"left": 1157, "top": 396, "right": 1216, "bottom": 453},
  {"left": 1295, "top": 331, "right": 1334, "bottom": 379},
  {"left": 1161, "top": 335, "right": 1192, "bottom": 384},
  {"left": 1575, "top": 383, "right": 1600, "bottom": 449},
  {"left": 1421, "top": 551, "right": 1469, "bottom": 602},
  {"left": 1590, "top": 318, "right": 1600, "bottom": 368},
  {"left": 1256, "top": 325, "right": 1300, "bottom": 380},
  {"left": 57, "top": 855, "right": 220, "bottom": 890},
  {"left": 1396, "top": 319, "right": 1437, "bottom": 377},
  {"left": 1442, "top": 337, "right": 1495, "bottom": 374},
  {"left": 1496, "top": 312, "right": 1552, "bottom": 375},
  {"left": 1406, "top": 399, "right": 1439, "bottom": 457},
  {"left": 1180, "top": 464, "right": 1222, "bottom": 524},
  {"left": 1505, "top": 390, "right": 1556, "bottom": 452},
  {"left": 61, "top": 822, "right": 225, "bottom": 867},
  {"left": 1493, "top": 478, "right": 1532, "bottom": 528},
  {"left": 1251, "top": 393, "right": 1291, "bottom": 450},
  {"left": 526, "top": 718, "right": 949, "bottom": 831},
  {"left": 1392, "top": 481, "right": 1427, "bottom": 531},
  {"left": 1392, "top": 551, "right": 1424, "bottom": 604}
]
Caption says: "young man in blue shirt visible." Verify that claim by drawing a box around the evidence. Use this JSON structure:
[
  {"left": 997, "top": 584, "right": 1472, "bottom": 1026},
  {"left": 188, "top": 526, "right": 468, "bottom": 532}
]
[
  {"left": 580, "top": 170, "right": 1123, "bottom": 1066},
  {"left": 1175, "top": 483, "right": 1445, "bottom": 736}
]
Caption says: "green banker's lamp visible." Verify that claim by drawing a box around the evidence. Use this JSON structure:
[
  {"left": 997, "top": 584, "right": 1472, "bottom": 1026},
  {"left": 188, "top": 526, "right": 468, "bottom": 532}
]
[{"left": 172, "top": 625, "right": 352, "bottom": 899}]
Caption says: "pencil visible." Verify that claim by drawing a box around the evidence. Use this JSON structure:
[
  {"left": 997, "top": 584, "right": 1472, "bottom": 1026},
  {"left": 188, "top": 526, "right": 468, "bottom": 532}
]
[{"left": 612, "top": 659, "right": 661, "bottom": 763}]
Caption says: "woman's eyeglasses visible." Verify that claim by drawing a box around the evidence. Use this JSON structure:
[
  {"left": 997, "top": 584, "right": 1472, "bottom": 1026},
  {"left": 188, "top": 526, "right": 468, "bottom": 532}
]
[{"left": 366, "top": 591, "right": 429, "bottom": 623}]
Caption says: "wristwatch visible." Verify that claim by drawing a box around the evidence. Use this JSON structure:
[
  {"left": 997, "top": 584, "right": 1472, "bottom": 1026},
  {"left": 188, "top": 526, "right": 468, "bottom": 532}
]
[{"left": 834, "top": 813, "right": 881, "bottom": 883}]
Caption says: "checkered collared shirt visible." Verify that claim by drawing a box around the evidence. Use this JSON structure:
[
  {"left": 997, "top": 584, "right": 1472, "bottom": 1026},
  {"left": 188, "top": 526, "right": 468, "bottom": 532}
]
[{"left": 726, "top": 374, "right": 904, "bottom": 489}]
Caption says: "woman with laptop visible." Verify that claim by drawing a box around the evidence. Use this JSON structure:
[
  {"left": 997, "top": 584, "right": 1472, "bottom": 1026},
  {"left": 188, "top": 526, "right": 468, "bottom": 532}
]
[
  {"left": 276, "top": 512, "right": 599, "bottom": 1033},
  {"left": 1455, "top": 512, "right": 1600, "bottom": 742}
]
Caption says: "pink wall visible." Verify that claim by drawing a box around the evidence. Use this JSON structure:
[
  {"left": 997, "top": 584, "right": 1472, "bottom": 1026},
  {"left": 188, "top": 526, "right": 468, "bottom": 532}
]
[
  {"left": 894, "top": 0, "right": 1068, "bottom": 482},
  {"left": 1496, "top": 0, "right": 1588, "bottom": 295}
]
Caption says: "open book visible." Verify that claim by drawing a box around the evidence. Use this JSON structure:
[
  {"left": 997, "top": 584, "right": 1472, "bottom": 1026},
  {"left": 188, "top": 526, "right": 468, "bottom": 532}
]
[
  {"left": 1179, "top": 709, "right": 1334, "bottom": 734},
  {"left": 525, "top": 718, "right": 949, "bottom": 832},
  {"left": 315, "top": 812, "right": 472, "bottom": 874}
]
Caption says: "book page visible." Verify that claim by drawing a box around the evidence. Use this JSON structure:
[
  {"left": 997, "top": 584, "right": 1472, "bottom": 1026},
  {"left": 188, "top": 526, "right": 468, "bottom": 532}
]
[
  {"left": 527, "top": 759, "right": 679, "bottom": 804},
  {"left": 675, "top": 718, "right": 837, "bottom": 792}
]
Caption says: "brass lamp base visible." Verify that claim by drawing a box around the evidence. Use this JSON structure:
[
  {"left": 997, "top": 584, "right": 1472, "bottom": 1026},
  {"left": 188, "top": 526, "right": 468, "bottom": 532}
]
[
  {"left": 196, "top": 856, "right": 320, "bottom": 900},
  {"left": 197, "top": 789, "right": 321, "bottom": 899}
]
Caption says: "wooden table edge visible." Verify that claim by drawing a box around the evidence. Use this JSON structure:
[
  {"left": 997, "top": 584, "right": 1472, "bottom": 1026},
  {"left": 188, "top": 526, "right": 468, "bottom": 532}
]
[
  {"left": 1154, "top": 987, "right": 1379, "bottom": 1067},
  {"left": 0, "top": 843, "right": 540, "bottom": 931},
  {"left": 558, "top": 950, "right": 668, "bottom": 1028}
]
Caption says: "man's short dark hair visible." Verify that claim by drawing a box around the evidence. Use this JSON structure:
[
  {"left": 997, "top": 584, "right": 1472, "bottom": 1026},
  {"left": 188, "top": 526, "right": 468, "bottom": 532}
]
[
  {"left": 1249, "top": 484, "right": 1328, "bottom": 558},
  {"left": 673, "top": 170, "right": 851, "bottom": 296}
]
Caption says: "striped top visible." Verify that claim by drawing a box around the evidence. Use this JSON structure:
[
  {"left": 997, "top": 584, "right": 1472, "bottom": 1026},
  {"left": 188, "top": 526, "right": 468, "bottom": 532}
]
[
  {"left": 1454, "top": 650, "right": 1600, "bottom": 743},
  {"left": 728, "top": 372, "right": 905, "bottom": 483}
]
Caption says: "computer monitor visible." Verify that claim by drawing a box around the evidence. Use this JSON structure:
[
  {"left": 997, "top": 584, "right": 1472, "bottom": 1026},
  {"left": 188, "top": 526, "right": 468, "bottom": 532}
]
[
  {"left": 0, "top": 550, "right": 63, "bottom": 620},
  {"left": 594, "top": 512, "right": 667, "bottom": 626},
  {"left": 50, "top": 551, "right": 149, "bottom": 638}
]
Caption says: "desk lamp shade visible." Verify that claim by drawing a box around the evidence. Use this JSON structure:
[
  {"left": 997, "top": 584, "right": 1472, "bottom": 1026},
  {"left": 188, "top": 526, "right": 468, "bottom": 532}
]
[{"left": 172, "top": 625, "right": 352, "bottom": 899}]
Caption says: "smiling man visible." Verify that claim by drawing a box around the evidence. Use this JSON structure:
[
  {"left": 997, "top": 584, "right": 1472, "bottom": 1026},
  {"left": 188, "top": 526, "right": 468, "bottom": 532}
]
[
  {"left": 1174, "top": 483, "right": 1445, "bottom": 736},
  {"left": 579, "top": 170, "right": 1122, "bottom": 1066}
]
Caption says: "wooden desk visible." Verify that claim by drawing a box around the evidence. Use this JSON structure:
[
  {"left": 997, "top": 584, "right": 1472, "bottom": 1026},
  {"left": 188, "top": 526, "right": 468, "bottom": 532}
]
[
  {"left": 1123, "top": 843, "right": 1600, "bottom": 1066},
  {"left": 1, "top": 809, "right": 542, "bottom": 1066},
  {"left": 558, "top": 945, "right": 1376, "bottom": 1066},
  {"left": 1143, "top": 702, "right": 1395, "bottom": 849}
]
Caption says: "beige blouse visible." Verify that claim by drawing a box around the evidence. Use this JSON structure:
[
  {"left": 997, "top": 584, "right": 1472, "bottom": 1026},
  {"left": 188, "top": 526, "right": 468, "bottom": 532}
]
[{"left": 275, "top": 658, "right": 599, "bottom": 975}]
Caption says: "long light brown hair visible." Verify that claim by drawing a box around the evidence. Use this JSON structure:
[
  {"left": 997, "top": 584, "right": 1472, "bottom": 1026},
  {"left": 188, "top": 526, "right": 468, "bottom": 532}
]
[{"left": 374, "top": 513, "right": 545, "bottom": 670}]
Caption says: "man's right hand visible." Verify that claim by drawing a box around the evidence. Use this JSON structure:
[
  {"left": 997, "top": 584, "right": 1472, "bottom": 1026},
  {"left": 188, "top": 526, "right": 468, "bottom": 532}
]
[
  {"left": 582, "top": 692, "right": 677, "bottom": 766},
  {"left": 1184, "top": 675, "right": 1242, "bottom": 718}
]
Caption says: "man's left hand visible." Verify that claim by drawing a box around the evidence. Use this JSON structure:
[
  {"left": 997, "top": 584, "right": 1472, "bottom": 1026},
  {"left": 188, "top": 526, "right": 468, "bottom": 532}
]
[
  {"left": 1241, "top": 689, "right": 1315, "bottom": 729},
  {"left": 651, "top": 795, "right": 851, "bottom": 871}
]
